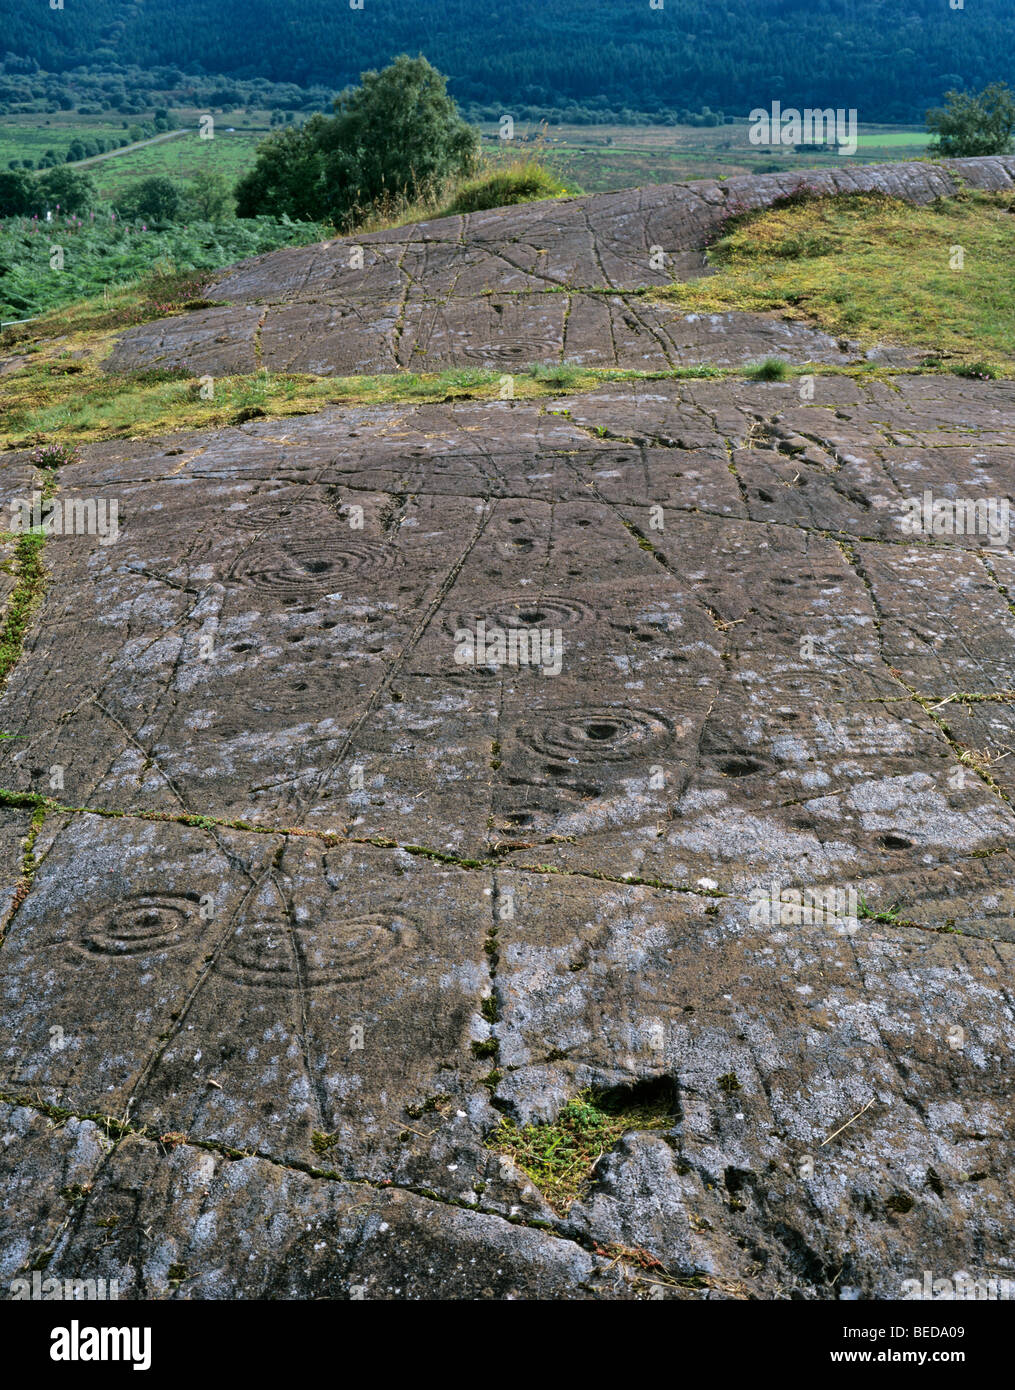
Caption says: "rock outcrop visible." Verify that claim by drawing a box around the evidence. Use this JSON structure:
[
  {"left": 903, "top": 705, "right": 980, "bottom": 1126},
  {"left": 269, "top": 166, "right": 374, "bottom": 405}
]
[
  {"left": 2, "top": 160, "right": 1015, "bottom": 1300},
  {"left": 105, "top": 156, "right": 1015, "bottom": 378}
]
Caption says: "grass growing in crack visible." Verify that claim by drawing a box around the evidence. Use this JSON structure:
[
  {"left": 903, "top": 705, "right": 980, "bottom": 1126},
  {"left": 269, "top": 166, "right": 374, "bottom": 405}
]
[
  {"left": 857, "top": 895, "right": 903, "bottom": 924},
  {"left": 674, "top": 362, "right": 724, "bottom": 379},
  {"left": 19, "top": 803, "right": 44, "bottom": 873},
  {"left": 526, "top": 361, "right": 585, "bottom": 389},
  {"left": 654, "top": 190, "right": 1015, "bottom": 371},
  {"left": 3, "top": 803, "right": 46, "bottom": 931},
  {"left": 746, "top": 357, "right": 792, "bottom": 382},
  {"left": 2, "top": 315, "right": 920, "bottom": 452},
  {"left": 0, "top": 529, "right": 48, "bottom": 695},
  {"left": 487, "top": 1083, "right": 676, "bottom": 1213},
  {"left": 0, "top": 346, "right": 595, "bottom": 449},
  {"left": 0, "top": 460, "right": 56, "bottom": 710}
]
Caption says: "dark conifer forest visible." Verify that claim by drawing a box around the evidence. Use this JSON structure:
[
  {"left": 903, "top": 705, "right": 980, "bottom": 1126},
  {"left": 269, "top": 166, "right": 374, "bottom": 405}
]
[{"left": 2, "top": 0, "right": 1012, "bottom": 121}]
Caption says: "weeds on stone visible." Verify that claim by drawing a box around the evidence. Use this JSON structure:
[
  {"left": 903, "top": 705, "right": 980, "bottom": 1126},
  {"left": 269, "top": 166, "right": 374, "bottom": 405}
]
[
  {"left": 857, "top": 895, "right": 903, "bottom": 924},
  {"left": 310, "top": 1130, "right": 340, "bottom": 1156},
  {"left": 486, "top": 1080, "right": 676, "bottom": 1213},
  {"left": 28, "top": 441, "right": 81, "bottom": 468},
  {"left": 746, "top": 357, "right": 792, "bottom": 382},
  {"left": 952, "top": 360, "right": 1000, "bottom": 380}
]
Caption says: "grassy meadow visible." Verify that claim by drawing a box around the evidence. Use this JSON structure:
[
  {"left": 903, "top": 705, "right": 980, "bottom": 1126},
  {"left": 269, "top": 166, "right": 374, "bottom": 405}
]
[
  {"left": 3, "top": 108, "right": 935, "bottom": 203},
  {"left": 478, "top": 121, "right": 933, "bottom": 192}
]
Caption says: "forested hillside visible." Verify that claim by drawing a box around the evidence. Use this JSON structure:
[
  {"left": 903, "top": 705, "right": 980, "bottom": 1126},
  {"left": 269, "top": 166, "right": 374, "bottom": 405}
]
[{"left": 2, "top": 0, "right": 1012, "bottom": 121}]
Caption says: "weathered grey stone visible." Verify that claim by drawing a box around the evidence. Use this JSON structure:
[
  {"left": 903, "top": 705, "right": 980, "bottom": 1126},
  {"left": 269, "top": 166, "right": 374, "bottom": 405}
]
[
  {"left": 104, "top": 158, "right": 1015, "bottom": 377},
  {"left": 3, "top": 164, "right": 1015, "bottom": 1299},
  {"left": 0, "top": 1106, "right": 637, "bottom": 1300}
]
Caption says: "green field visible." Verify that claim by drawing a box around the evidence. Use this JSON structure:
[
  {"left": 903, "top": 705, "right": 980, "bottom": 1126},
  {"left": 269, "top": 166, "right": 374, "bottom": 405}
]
[
  {"left": 479, "top": 121, "right": 933, "bottom": 193},
  {"left": 0, "top": 106, "right": 274, "bottom": 205},
  {"left": 2, "top": 110, "right": 935, "bottom": 207},
  {"left": 855, "top": 131, "right": 932, "bottom": 148},
  {"left": 88, "top": 129, "right": 265, "bottom": 201},
  {"left": 0, "top": 119, "right": 126, "bottom": 165}
]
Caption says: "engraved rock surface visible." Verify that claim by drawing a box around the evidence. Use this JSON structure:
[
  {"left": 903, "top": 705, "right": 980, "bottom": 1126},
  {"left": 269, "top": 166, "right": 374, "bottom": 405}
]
[
  {"left": 104, "top": 157, "right": 1015, "bottom": 378},
  {"left": 3, "top": 164, "right": 1015, "bottom": 1300}
]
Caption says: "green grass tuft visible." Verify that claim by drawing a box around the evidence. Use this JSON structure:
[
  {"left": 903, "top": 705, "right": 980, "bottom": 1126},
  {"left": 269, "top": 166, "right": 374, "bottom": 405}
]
[
  {"left": 525, "top": 360, "right": 585, "bottom": 389},
  {"left": 746, "top": 357, "right": 792, "bottom": 381},
  {"left": 443, "top": 159, "right": 577, "bottom": 215},
  {"left": 487, "top": 1082, "right": 676, "bottom": 1212}
]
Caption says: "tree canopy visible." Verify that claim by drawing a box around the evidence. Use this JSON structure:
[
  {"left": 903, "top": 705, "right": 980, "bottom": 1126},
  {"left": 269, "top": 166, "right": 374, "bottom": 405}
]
[
  {"left": 7, "top": 0, "right": 1015, "bottom": 123},
  {"left": 235, "top": 55, "right": 478, "bottom": 228},
  {"left": 927, "top": 82, "right": 1015, "bottom": 157},
  {"left": 116, "top": 175, "right": 182, "bottom": 223},
  {"left": 0, "top": 167, "right": 96, "bottom": 216}
]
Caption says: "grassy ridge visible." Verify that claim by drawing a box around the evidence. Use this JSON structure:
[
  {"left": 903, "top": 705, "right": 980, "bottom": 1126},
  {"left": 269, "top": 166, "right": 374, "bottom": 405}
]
[
  {"left": 0, "top": 338, "right": 699, "bottom": 448},
  {"left": 656, "top": 189, "right": 1015, "bottom": 370},
  {"left": 2, "top": 187, "right": 1010, "bottom": 457}
]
